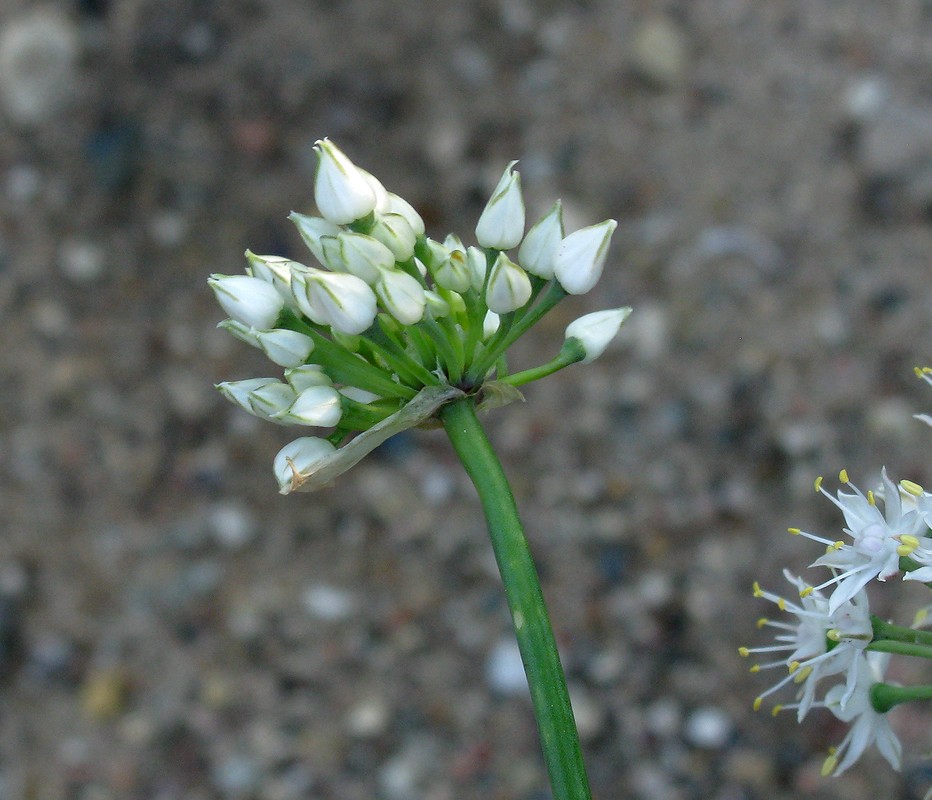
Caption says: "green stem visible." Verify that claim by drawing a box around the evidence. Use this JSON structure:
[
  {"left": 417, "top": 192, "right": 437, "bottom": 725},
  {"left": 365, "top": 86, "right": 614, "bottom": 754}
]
[
  {"left": 870, "top": 682, "right": 932, "bottom": 713},
  {"left": 440, "top": 397, "right": 592, "bottom": 800},
  {"left": 871, "top": 616, "right": 932, "bottom": 647},
  {"left": 501, "top": 341, "right": 585, "bottom": 388},
  {"left": 866, "top": 639, "right": 932, "bottom": 659}
]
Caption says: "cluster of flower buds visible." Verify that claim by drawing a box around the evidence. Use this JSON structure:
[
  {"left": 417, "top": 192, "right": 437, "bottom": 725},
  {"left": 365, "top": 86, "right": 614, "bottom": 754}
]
[
  {"left": 744, "top": 367, "right": 932, "bottom": 778},
  {"left": 210, "top": 139, "right": 631, "bottom": 492}
]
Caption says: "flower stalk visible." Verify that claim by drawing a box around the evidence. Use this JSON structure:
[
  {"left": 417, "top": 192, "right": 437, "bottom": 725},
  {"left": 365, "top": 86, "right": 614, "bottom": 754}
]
[{"left": 440, "top": 396, "right": 592, "bottom": 800}]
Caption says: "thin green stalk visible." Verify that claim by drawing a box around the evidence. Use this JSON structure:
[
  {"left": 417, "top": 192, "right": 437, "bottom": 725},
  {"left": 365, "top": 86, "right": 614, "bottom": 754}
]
[
  {"left": 501, "top": 341, "right": 585, "bottom": 388},
  {"left": 871, "top": 617, "right": 932, "bottom": 648},
  {"left": 870, "top": 682, "right": 932, "bottom": 713},
  {"left": 866, "top": 639, "right": 932, "bottom": 660},
  {"left": 440, "top": 397, "right": 592, "bottom": 800}
]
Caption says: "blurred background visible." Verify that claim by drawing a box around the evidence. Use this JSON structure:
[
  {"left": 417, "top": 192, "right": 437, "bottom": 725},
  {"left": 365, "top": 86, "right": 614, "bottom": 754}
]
[{"left": 1, "top": 1, "right": 931, "bottom": 798}]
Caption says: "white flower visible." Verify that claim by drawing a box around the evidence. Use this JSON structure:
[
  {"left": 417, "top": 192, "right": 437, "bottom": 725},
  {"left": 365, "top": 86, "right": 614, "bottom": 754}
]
[
  {"left": 284, "top": 364, "right": 332, "bottom": 392},
  {"left": 483, "top": 310, "right": 500, "bottom": 339},
  {"left": 336, "top": 232, "right": 395, "bottom": 283},
  {"left": 431, "top": 246, "right": 472, "bottom": 294},
  {"left": 385, "top": 192, "right": 425, "bottom": 236},
  {"left": 369, "top": 212, "right": 417, "bottom": 262},
  {"left": 745, "top": 571, "right": 872, "bottom": 721},
  {"left": 254, "top": 328, "right": 315, "bottom": 368},
  {"left": 290, "top": 266, "right": 378, "bottom": 335},
  {"left": 313, "top": 139, "right": 377, "bottom": 225},
  {"left": 564, "top": 307, "right": 632, "bottom": 364},
  {"left": 217, "top": 318, "right": 260, "bottom": 348},
  {"left": 553, "top": 220, "right": 617, "bottom": 296},
  {"left": 375, "top": 268, "right": 426, "bottom": 325},
  {"left": 279, "top": 385, "right": 343, "bottom": 427},
  {"left": 244, "top": 251, "right": 297, "bottom": 304},
  {"left": 519, "top": 200, "right": 564, "bottom": 279},
  {"left": 423, "top": 290, "right": 450, "bottom": 318},
  {"left": 799, "top": 469, "right": 926, "bottom": 613},
  {"left": 821, "top": 652, "right": 901, "bottom": 776},
  {"left": 466, "top": 246, "right": 488, "bottom": 291},
  {"left": 208, "top": 274, "right": 284, "bottom": 330},
  {"left": 216, "top": 378, "right": 297, "bottom": 423},
  {"left": 274, "top": 437, "right": 337, "bottom": 493},
  {"left": 485, "top": 252, "right": 532, "bottom": 314},
  {"left": 288, "top": 213, "right": 341, "bottom": 266},
  {"left": 475, "top": 161, "right": 525, "bottom": 250}
]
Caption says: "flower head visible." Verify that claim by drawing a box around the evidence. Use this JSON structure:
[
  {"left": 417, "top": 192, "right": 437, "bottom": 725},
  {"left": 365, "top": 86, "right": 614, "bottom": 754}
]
[{"left": 210, "top": 139, "right": 630, "bottom": 489}]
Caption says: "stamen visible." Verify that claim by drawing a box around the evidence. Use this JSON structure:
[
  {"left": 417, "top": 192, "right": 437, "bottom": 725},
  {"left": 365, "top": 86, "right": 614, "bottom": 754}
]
[
  {"left": 799, "top": 586, "right": 813, "bottom": 598},
  {"left": 753, "top": 697, "right": 762, "bottom": 711},
  {"left": 738, "top": 647, "right": 749, "bottom": 657},
  {"left": 901, "top": 479, "right": 924, "bottom": 496},
  {"left": 792, "top": 666, "right": 812, "bottom": 684},
  {"left": 756, "top": 617, "right": 769, "bottom": 629},
  {"left": 752, "top": 581, "right": 763, "bottom": 598},
  {"left": 839, "top": 469, "right": 849, "bottom": 484},
  {"left": 814, "top": 476, "right": 823, "bottom": 492},
  {"left": 821, "top": 753, "right": 838, "bottom": 777},
  {"left": 867, "top": 489, "right": 875, "bottom": 506},
  {"left": 788, "top": 527, "right": 801, "bottom": 535},
  {"left": 770, "top": 704, "right": 782, "bottom": 717}
]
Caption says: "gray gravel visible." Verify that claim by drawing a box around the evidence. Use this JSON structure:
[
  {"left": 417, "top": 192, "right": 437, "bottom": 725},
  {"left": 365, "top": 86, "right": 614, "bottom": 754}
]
[{"left": 1, "top": 1, "right": 931, "bottom": 798}]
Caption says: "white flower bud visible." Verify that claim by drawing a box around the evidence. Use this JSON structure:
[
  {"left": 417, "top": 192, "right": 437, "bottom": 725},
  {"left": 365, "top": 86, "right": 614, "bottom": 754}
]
[
  {"left": 218, "top": 319, "right": 260, "bottom": 348},
  {"left": 288, "top": 213, "right": 341, "bottom": 265},
  {"left": 217, "top": 378, "right": 278, "bottom": 413},
  {"left": 285, "top": 364, "right": 333, "bottom": 392},
  {"left": 291, "top": 266, "right": 378, "bottom": 335},
  {"left": 280, "top": 385, "right": 343, "bottom": 427},
  {"left": 209, "top": 274, "right": 284, "bottom": 330},
  {"left": 424, "top": 290, "right": 450, "bottom": 318},
  {"left": 485, "top": 252, "right": 532, "bottom": 314},
  {"left": 518, "top": 200, "right": 564, "bottom": 278},
  {"left": 413, "top": 257, "right": 428, "bottom": 278},
  {"left": 337, "top": 232, "right": 395, "bottom": 283},
  {"left": 313, "top": 138, "right": 377, "bottom": 225},
  {"left": 358, "top": 168, "right": 389, "bottom": 211},
  {"left": 217, "top": 378, "right": 297, "bottom": 422},
  {"left": 564, "top": 307, "right": 632, "bottom": 364},
  {"left": 553, "top": 219, "right": 617, "bottom": 295},
  {"left": 475, "top": 161, "right": 525, "bottom": 250},
  {"left": 244, "top": 251, "right": 301, "bottom": 310},
  {"left": 466, "top": 246, "right": 488, "bottom": 291},
  {"left": 433, "top": 249, "right": 472, "bottom": 293},
  {"left": 317, "top": 235, "right": 343, "bottom": 271},
  {"left": 340, "top": 386, "right": 381, "bottom": 404},
  {"left": 369, "top": 212, "right": 417, "bottom": 261},
  {"left": 385, "top": 192, "right": 425, "bottom": 236},
  {"left": 274, "top": 437, "right": 337, "bottom": 493},
  {"left": 483, "top": 310, "right": 500, "bottom": 339},
  {"left": 375, "top": 268, "right": 426, "bottom": 325},
  {"left": 254, "top": 328, "right": 315, "bottom": 368}
]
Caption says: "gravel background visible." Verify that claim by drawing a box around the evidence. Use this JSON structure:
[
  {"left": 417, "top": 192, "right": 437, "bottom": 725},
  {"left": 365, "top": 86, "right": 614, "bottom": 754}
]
[{"left": 1, "top": 1, "right": 931, "bottom": 798}]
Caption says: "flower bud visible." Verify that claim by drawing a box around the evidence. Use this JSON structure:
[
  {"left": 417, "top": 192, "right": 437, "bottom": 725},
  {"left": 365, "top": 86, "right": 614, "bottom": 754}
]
[
  {"left": 245, "top": 251, "right": 301, "bottom": 309},
  {"left": 553, "top": 219, "right": 617, "bottom": 295},
  {"left": 466, "top": 246, "right": 487, "bottom": 291},
  {"left": 385, "top": 192, "right": 425, "bottom": 236},
  {"left": 254, "top": 328, "right": 315, "bottom": 368},
  {"left": 313, "top": 138, "right": 376, "bottom": 225},
  {"left": 218, "top": 318, "right": 260, "bottom": 348},
  {"left": 291, "top": 267, "right": 378, "bottom": 335},
  {"left": 375, "top": 268, "right": 427, "bottom": 325},
  {"left": 564, "top": 307, "right": 632, "bottom": 364},
  {"left": 209, "top": 274, "right": 284, "bottom": 330},
  {"left": 518, "top": 200, "right": 564, "bottom": 279},
  {"left": 217, "top": 378, "right": 278, "bottom": 413},
  {"left": 217, "top": 378, "right": 297, "bottom": 422},
  {"left": 475, "top": 161, "right": 525, "bottom": 250},
  {"left": 369, "top": 212, "right": 417, "bottom": 261},
  {"left": 340, "top": 386, "right": 381, "bottom": 404},
  {"left": 337, "top": 232, "right": 395, "bottom": 283},
  {"left": 274, "top": 437, "right": 337, "bottom": 493},
  {"left": 485, "top": 252, "right": 532, "bottom": 314},
  {"left": 358, "top": 168, "right": 389, "bottom": 211},
  {"left": 288, "top": 213, "right": 341, "bottom": 265},
  {"left": 280, "top": 385, "right": 343, "bottom": 427},
  {"left": 285, "top": 364, "right": 333, "bottom": 392},
  {"left": 433, "top": 249, "right": 472, "bottom": 293},
  {"left": 483, "top": 310, "right": 500, "bottom": 339},
  {"left": 424, "top": 290, "right": 450, "bottom": 318}
]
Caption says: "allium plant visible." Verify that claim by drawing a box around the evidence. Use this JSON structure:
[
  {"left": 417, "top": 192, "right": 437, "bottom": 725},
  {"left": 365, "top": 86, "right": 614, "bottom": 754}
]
[
  {"left": 745, "top": 366, "right": 932, "bottom": 781},
  {"left": 210, "top": 138, "right": 631, "bottom": 799}
]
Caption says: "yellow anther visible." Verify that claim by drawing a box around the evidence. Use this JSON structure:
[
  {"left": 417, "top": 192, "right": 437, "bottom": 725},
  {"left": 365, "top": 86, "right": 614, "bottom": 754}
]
[
  {"left": 777, "top": 598, "right": 786, "bottom": 611},
  {"left": 867, "top": 490, "right": 875, "bottom": 506},
  {"left": 752, "top": 581, "right": 763, "bottom": 598},
  {"left": 826, "top": 629, "right": 841, "bottom": 642},
  {"left": 814, "top": 476, "right": 823, "bottom": 492},
  {"left": 738, "top": 647, "right": 750, "bottom": 657},
  {"left": 771, "top": 704, "right": 783, "bottom": 717},
  {"left": 787, "top": 527, "right": 801, "bottom": 535},
  {"left": 756, "top": 617, "right": 769, "bottom": 629},
  {"left": 914, "top": 609, "right": 928, "bottom": 627},
  {"left": 821, "top": 753, "right": 838, "bottom": 777},
  {"left": 839, "top": 469, "right": 849, "bottom": 484},
  {"left": 901, "top": 479, "right": 925, "bottom": 497},
  {"left": 832, "top": 540, "right": 845, "bottom": 551},
  {"left": 753, "top": 697, "right": 763, "bottom": 712},
  {"left": 901, "top": 535, "right": 921, "bottom": 547},
  {"left": 793, "top": 666, "right": 812, "bottom": 684},
  {"left": 788, "top": 660, "right": 800, "bottom": 674},
  {"left": 897, "top": 544, "right": 916, "bottom": 557},
  {"left": 749, "top": 664, "right": 760, "bottom": 673},
  {"left": 799, "top": 586, "right": 814, "bottom": 598}
]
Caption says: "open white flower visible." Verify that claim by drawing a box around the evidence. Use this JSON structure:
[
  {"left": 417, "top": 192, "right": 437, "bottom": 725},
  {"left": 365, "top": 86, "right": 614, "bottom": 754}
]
[
  {"left": 794, "top": 470, "right": 926, "bottom": 613},
  {"left": 744, "top": 571, "right": 871, "bottom": 721},
  {"left": 821, "top": 652, "right": 902, "bottom": 776}
]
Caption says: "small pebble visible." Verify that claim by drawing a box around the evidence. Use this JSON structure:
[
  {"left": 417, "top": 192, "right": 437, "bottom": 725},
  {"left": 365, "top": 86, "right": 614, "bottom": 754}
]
[
  {"left": 301, "top": 584, "right": 356, "bottom": 622},
  {"left": 485, "top": 636, "right": 527, "bottom": 696},
  {"left": 683, "top": 705, "right": 732, "bottom": 749},
  {"left": 630, "top": 15, "right": 688, "bottom": 88},
  {"left": 207, "top": 501, "right": 257, "bottom": 550},
  {"left": 346, "top": 697, "right": 391, "bottom": 738},
  {"left": 58, "top": 239, "right": 106, "bottom": 283}
]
